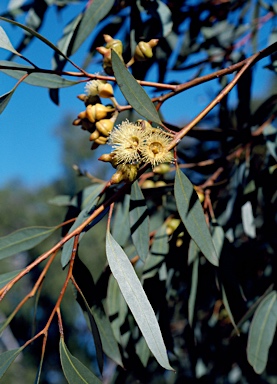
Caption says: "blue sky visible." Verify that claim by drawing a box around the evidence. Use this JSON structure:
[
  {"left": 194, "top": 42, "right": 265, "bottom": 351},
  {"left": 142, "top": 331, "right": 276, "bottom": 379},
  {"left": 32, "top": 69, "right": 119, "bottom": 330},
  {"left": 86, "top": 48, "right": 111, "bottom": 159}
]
[{"left": 0, "top": 1, "right": 275, "bottom": 188}]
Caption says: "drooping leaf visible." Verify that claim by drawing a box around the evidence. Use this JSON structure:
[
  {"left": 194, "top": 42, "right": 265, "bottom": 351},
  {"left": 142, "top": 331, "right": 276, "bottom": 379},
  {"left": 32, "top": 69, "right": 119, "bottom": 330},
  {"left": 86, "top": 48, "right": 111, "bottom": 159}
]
[
  {"left": 136, "top": 335, "right": 151, "bottom": 367},
  {"left": 0, "top": 61, "right": 79, "bottom": 88},
  {"left": 0, "top": 269, "right": 22, "bottom": 289},
  {"left": 61, "top": 184, "right": 104, "bottom": 268},
  {"left": 188, "top": 255, "right": 199, "bottom": 326},
  {"left": 70, "top": 0, "right": 114, "bottom": 55},
  {"left": 174, "top": 166, "right": 218, "bottom": 266},
  {"left": 107, "top": 274, "right": 130, "bottom": 347},
  {"left": 222, "top": 285, "right": 240, "bottom": 335},
  {"left": 241, "top": 201, "right": 256, "bottom": 238},
  {"left": 0, "top": 347, "right": 25, "bottom": 380},
  {"left": 106, "top": 231, "right": 173, "bottom": 370},
  {"left": 143, "top": 224, "right": 168, "bottom": 280},
  {"left": 0, "top": 26, "right": 20, "bottom": 55},
  {"left": 0, "top": 16, "right": 74, "bottom": 66},
  {"left": 129, "top": 181, "right": 150, "bottom": 262},
  {"left": 247, "top": 291, "right": 277, "bottom": 374},
  {"left": 74, "top": 284, "right": 103, "bottom": 374},
  {"left": 91, "top": 305, "right": 123, "bottom": 367},
  {"left": 0, "top": 226, "right": 58, "bottom": 260},
  {"left": 0, "top": 86, "right": 16, "bottom": 114},
  {"left": 112, "top": 194, "right": 131, "bottom": 247},
  {"left": 111, "top": 50, "right": 162, "bottom": 125},
  {"left": 59, "top": 338, "right": 102, "bottom": 384}
]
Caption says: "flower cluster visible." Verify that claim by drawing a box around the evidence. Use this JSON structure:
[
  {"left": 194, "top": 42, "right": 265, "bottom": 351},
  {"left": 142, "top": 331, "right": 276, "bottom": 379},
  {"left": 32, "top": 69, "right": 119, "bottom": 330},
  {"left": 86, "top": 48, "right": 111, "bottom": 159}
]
[{"left": 99, "top": 120, "right": 174, "bottom": 184}]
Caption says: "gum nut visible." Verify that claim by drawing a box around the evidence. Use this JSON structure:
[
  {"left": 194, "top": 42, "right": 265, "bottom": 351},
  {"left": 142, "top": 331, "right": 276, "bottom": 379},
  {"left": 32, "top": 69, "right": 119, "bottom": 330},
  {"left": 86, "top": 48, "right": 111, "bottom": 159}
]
[
  {"left": 89, "top": 130, "right": 100, "bottom": 141},
  {"left": 141, "top": 180, "right": 155, "bottom": 189},
  {"left": 96, "top": 119, "right": 114, "bottom": 137},
  {"left": 98, "top": 82, "right": 114, "bottom": 98},
  {"left": 134, "top": 42, "right": 153, "bottom": 61},
  {"left": 155, "top": 181, "right": 167, "bottom": 187},
  {"left": 153, "top": 164, "right": 171, "bottom": 174},
  {"left": 148, "top": 39, "right": 159, "bottom": 48}
]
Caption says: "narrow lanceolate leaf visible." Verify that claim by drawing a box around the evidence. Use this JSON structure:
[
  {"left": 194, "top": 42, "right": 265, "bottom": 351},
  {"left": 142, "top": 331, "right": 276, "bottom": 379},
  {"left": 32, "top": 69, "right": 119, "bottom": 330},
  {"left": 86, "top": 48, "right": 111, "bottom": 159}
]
[
  {"left": 0, "top": 347, "right": 25, "bottom": 379},
  {"left": 0, "top": 270, "right": 22, "bottom": 289},
  {"left": 106, "top": 231, "right": 173, "bottom": 371},
  {"left": 222, "top": 285, "right": 239, "bottom": 335},
  {"left": 71, "top": 0, "right": 114, "bottom": 55},
  {"left": 0, "top": 17, "right": 73, "bottom": 66},
  {"left": 111, "top": 50, "right": 162, "bottom": 125},
  {"left": 0, "top": 26, "right": 20, "bottom": 55},
  {"left": 130, "top": 182, "right": 150, "bottom": 262},
  {"left": 174, "top": 167, "right": 218, "bottom": 266},
  {"left": 0, "top": 61, "right": 79, "bottom": 88},
  {"left": 247, "top": 291, "right": 277, "bottom": 374},
  {"left": 60, "top": 338, "right": 102, "bottom": 384},
  {"left": 188, "top": 255, "right": 199, "bottom": 326},
  {"left": 0, "top": 86, "right": 16, "bottom": 114},
  {"left": 0, "top": 226, "right": 58, "bottom": 260}
]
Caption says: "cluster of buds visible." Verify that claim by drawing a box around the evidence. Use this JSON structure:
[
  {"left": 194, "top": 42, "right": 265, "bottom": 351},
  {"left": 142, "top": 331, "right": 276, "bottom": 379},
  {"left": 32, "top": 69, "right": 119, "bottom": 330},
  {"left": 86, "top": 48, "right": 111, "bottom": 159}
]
[
  {"left": 73, "top": 79, "right": 116, "bottom": 148},
  {"left": 98, "top": 119, "right": 174, "bottom": 184},
  {"left": 96, "top": 35, "right": 159, "bottom": 74}
]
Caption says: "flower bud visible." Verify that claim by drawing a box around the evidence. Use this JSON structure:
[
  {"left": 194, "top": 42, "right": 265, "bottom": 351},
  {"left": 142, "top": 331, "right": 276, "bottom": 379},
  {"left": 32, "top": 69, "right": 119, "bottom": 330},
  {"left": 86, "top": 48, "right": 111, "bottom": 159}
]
[
  {"left": 166, "top": 218, "right": 181, "bottom": 235},
  {"left": 155, "top": 181, "right": 167, "bottom": 187},
  {"left": 86, "top": 103, "right": 113, "bottom": 123},
  {"left": 98, "top": 82, "right": 114, "bottom": 98},
  {"left": 89, "top": 130, "right": 100, "bottom": 141},
  {"left": 72, "top": 118, "right": 82, "bottom": 126},
  {"left": 111, "top": 170, "right": 124, "bottom": 184},
  {"left": 78, "top": 110, "right": 87, "bottom": 120},
  {"left": 98, "top": 153, "right": 114, "bottom": 162},
  {"left": 153, "top": 163, "right": 171, "bottom": 174},
  {"left": 95, "top": 136, "right": 108, "bottom": 145},
  {"left": 141, "top": 180, "right": 155, "bottom": 189},
  {"left": 95, "top": 119, "right": 114, "bottom": 137},
  {"left": 134, "top": 39, "right": 158, "bottom": 61},
  {"left": 104, "top": 34, "right": 123, "bottom": 55}
]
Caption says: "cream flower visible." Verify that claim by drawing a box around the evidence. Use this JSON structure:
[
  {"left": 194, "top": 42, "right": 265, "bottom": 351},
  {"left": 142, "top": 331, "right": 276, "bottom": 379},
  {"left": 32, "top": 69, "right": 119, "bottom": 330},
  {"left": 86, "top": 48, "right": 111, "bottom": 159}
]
[
  {"left": 108, "top": 120, "right": 148, "bottom": 164},
  {"left": 141, "top": 130, "right": 173, "bottom": 166},
  {"left": 85, "top": 80, "right": 101, "bottom": 97}
]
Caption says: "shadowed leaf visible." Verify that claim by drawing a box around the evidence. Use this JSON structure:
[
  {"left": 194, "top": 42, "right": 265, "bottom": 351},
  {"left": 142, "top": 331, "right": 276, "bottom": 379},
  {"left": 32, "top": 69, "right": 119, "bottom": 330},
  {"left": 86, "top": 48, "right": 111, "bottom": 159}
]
[
  {"left": 130, "top": 182, "right": 150, "bottom": 262},
  {"left": 247, "top": 291, "right": 277, "bottom": 374},
  {"left": 0, "top": 86, "right": 16, "bottom": 114},
  {"left": 174, "top": 166, "right": 218, "bottom": 266},
  {"left": 60, "top": 338, "right": 102, "bottom": 383}
]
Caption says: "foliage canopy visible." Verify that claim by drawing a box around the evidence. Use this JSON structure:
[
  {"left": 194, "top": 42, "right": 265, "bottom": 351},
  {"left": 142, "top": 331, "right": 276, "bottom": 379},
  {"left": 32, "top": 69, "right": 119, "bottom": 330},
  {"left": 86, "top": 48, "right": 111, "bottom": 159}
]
[{"left": 0, "top": 1, "right": 277, "bottom": 383}]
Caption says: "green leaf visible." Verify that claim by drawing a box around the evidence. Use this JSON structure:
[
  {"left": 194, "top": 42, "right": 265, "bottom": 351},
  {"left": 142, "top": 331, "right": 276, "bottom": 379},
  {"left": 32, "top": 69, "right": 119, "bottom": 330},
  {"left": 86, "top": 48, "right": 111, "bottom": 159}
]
[
  {"left": 0, "top": 26, "right": 20, "bottom": 55},
  {"left": 71, "top": 0, "right": 114, "bottom": 55},
  {"left": 130, "top": 182, "right": 150, "bottom": 262},
  {"left": 143, "top": 224, "right": 168, "bottom": 280},
  {"left": 0, "top": 270, "right": 22, "bottom": 289},
  {"left": 0, "top": 347, "right": 25, "bottom": 380},
  {"left": 0, "top": 16, "right": 74, "bottom": 66},
  {"left": 112, "top": 194, "right": 131, "bottom": 247},
  {"left": 0, "top": 226, "right": 58, "bottom": 260},
  {"left": 247, "top": 291, "right": 277, "bottom": 374},
  {"left": 107, "top": 274, "right": 130, "bottom": 347},
  {"left": 111, "top": 50, "right": 162, "bottom": 125},
  {"left": 0, "top": 86, "right": 16, "bottom": 114},
  {"left": 222, "top": 285, "right": 239, "bottom": 335},
  {"left": 136, "top": 336, "right": 151, "bottom": 367},
  {"left": 188, "top": 255, "right": 199, "bottom": 326},
  {"left": 91, "top": 306, "right": 123, "bottom": 367},
  {"left": 0, "top": 61, "right": 79, "bottom": 88},
  {"left": 174, "top": 167, "right": 218, "bottom": 266},
  {"left": 60, "top": 338, "right": 102, "bottom": 384},
  {"left": 61, "top": 184, "right": 103, "bottom": 268},
  {"left": 106, "top": 231, "right": 173, "bottom": 370}
]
